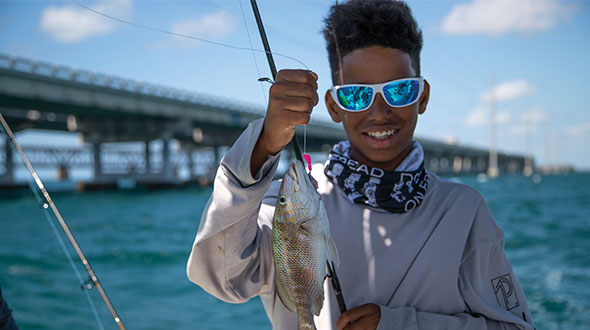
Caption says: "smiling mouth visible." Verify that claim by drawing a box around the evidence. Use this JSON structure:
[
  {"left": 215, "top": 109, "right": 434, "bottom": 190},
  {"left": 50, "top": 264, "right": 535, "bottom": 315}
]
[{"left": 365, "top": 129, "right": 397, "bottom": 140}]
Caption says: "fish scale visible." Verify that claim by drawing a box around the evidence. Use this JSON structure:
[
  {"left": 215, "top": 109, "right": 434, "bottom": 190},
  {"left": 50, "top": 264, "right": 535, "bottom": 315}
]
[{"left": 272, "top": 160, "right": 339, "bottom": 330}]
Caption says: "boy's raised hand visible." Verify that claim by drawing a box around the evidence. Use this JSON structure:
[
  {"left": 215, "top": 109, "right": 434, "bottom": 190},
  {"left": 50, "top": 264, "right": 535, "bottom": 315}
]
[
  {"left": 262, "top": 69, "right": 319, "bottom": 154},
  {"left": 251, "top": 69, "right": 319, "bottom": 176}
]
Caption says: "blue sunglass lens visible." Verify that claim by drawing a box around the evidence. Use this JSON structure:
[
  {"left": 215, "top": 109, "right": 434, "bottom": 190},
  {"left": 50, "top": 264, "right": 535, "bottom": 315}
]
[
  {"left": 383, "top": 80, "right": 420, "bottom": 106},
  {"left": 337, "top": 86, "right": 373, "bottom": 111}
]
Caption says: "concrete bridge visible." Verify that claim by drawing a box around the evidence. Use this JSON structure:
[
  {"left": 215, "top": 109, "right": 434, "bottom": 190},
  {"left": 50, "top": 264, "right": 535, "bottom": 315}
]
[{"left": 0, "top": 53, "right": 531, "bottom": 188}]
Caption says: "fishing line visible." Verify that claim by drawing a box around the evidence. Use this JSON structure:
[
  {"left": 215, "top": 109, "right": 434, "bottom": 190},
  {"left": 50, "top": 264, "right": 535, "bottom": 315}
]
[
  {"left": 238, "top": 0, "right": 268, "bottom": 104},
  {"left": 25, "top": 179, "right": 105, "bottom": 330},
  {"left": 249, "top": 0, "right": 309, "bottom": 165},
  {"left": 0, "top": 112, "right": 126, "bottom": 329},
  {"left": 72, "top": 0, "right": 313, "bottom": 165},
  {"left": 250, "top": 0, "right": 346, "bottom": 314},
  {"left": 70, "top": 0, "right": 311, "bottom": 72},
  {"left": 303, "top": 125, "right": 307, "bottom": 156}
]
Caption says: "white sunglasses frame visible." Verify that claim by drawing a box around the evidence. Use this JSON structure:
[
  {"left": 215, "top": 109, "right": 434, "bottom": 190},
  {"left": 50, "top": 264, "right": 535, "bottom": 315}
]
[{"left": 330, "top": 77, "right": 424, "bottom": 112}]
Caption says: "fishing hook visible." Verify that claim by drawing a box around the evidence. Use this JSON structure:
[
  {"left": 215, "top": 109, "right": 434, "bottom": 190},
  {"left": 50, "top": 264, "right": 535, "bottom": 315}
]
[{"left": 257, "top": 77, "right": 274, "bottom": 84}]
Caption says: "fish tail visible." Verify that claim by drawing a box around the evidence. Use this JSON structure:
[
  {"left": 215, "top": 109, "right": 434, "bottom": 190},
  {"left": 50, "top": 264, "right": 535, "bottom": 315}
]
[{"left": 297, "top": 309, "right": 316, "bottom": 330}]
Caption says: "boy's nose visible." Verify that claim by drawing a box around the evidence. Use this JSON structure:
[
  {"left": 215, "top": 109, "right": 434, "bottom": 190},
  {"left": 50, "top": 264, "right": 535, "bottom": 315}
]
[{"left": 366, "top": 92, "right": 392, "bottom": 122}]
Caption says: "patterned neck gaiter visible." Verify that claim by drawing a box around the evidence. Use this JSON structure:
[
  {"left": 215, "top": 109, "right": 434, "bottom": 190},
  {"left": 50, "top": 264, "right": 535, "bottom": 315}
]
[{"left": 324, "top": 141, "right": 430, "bottom": 213}]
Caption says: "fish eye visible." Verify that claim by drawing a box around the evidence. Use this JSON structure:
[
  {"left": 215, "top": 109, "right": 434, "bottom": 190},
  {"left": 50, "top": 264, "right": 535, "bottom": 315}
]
[{"left": 279, "top": 196, "right": 286, "bottom": 206}]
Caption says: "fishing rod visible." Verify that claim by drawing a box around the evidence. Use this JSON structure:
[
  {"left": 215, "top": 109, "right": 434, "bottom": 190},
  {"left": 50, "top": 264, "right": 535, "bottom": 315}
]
[
  {"left": 249, "top": 0, "right": 347, "bottom": 314},
  {"left": 0, "top": 112, "right": 126, "bottom": 330},
  {"left": 249, "top": 0, "right": 303, "bottom": 164}
]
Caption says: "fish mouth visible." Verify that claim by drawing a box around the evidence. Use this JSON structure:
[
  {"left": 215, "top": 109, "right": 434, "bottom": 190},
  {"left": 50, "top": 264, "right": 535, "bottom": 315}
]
[
  {"left": 284, "top": 162, "right": 298, "bottom": 183},
  {"left": 290, "top": 160, "right": 308, "bottom": 182},
  {"left": 291, "top": 162, "right": 299, "bottom": 181}
]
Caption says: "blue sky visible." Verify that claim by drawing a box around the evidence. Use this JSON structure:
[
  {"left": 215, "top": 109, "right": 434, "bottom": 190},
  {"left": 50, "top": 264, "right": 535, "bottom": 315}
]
[{"left": 1, "top": 0, "right": 589, "bottom": 170}]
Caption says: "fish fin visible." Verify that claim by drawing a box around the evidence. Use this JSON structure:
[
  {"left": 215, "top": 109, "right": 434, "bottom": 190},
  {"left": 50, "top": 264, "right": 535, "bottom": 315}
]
[
  {"left": 275, "top": 276, "right": 297, "bottom": 314},
  {"left": 327, "top": 236, "right": 340, "bottom": 269},
  {"left": 312, "top": 293, "right": 324, "bottom": 316},
  {"left": 299, "top": 218, "right": 312, "bottom": 234}
]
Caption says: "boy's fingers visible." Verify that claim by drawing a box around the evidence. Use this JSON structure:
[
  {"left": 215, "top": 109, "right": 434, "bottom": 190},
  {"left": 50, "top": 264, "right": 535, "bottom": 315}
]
[
  {"left": 270, "top": 95, "right": 315, "bottom": 113},
  {"left": 270, "top": 81, "right": 318, "bottom": 103},
  {"left": 268, "top": 107, "right": 311, "bottom": 127},
  {"left": 269, "top": 85, "right": 319, "bottom": 114},
  {"left": 336, "top": 304, "right": 380, "bottom": 330},
  {"left": 307, "top": 70, "right": 318, "bottom": 81},
  {"left": 282, "top": 96, "right": 316, "bottom": 113},
  {"left": 263, "top": 69, "right": 318, "bottom": 147},
  {"left": 276, "top": 69, "right": 318, "bottom": 88},
  {"left": 341, "top": 314, "right": 380, "bottom": 330}
]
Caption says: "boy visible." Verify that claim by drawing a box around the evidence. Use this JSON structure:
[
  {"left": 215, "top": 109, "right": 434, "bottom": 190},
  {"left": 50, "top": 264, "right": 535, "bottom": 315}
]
[{"left": 187, "top": 1, "right": 535, "bottom": 329}]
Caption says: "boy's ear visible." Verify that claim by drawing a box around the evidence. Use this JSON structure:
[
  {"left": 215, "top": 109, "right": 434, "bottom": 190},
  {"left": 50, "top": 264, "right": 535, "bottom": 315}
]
[
  {"left": 325, "top": 90, "right": 342, "bottom": 123},
  {"left": 418, "top": 79, "right": 430, "bottom": 115}
]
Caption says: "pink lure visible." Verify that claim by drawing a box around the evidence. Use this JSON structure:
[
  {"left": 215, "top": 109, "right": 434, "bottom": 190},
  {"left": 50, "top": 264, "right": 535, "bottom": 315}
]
[{"left": 303, "top": 154, "right": 312, "bottom": 172}]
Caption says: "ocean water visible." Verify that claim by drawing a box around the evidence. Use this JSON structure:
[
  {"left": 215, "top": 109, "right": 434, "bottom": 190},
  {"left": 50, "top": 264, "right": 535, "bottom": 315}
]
[{"left": 0, "top": 173, "right": 589, "bottom": 329}]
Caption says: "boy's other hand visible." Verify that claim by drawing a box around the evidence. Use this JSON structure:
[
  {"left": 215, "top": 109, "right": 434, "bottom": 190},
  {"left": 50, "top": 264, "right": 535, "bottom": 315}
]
[
  {"left": 336, "top": 303, "right": 381, "bottom": 330},
  {"left": 260, "top": 69, "right": 319, "bottom": 155}
]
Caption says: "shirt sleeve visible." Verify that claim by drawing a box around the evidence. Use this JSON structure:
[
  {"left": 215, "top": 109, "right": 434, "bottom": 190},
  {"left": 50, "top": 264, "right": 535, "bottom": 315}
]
[
  {"left": 377, "top": 199, "right": 535, "bottom": 330},
  {"left": 186, "top": 118, "right": 281, "bottom": 303}
]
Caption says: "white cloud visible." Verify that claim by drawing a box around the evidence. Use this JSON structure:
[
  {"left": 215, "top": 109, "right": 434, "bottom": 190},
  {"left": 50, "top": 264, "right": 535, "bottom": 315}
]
[
  {"left": 566, "top": 122, "right": 590, "bottom": 137},
  {"left": 464, "top": 106, "right": 511, "bottom": 127},
  {"left": 509, "top": 125, "right": 527, "bottom": 136},
  {"left": 170, "top": 11, "right": 238, "bottom": 48},
  {"left": 479, "top": 79, "right": 534, "bottom": 103},
  {"left": 521, "top": 108, "right": 548, "bottom": 124},
  {"left": 441, "top": 0, "right": 577, "bottom": 36},
  {"left": 507, "top": 109, "right": 548, "bottom": 136},
  {"left": 465, "top": 106, "right": 487, "bottom": 127},
  {"left": 40, "top": 0, "right": 132, "bottom": 42}
]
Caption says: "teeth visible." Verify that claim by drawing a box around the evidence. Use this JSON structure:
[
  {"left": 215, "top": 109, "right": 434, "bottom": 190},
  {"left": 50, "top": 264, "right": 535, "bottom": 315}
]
[{"left": 367, "top": 129, "right": 396, "bottom": 139}]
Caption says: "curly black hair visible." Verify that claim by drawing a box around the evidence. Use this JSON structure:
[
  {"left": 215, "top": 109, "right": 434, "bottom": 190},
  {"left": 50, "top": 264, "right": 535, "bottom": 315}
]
[{"left": 323, "top": 0, "right": 423, "bottom": 84}]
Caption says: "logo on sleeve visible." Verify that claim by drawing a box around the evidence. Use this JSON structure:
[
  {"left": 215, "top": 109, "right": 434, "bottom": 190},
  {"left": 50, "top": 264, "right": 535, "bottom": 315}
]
[{"left": 491, "top": 273, "right": 520, "bottom": 311}]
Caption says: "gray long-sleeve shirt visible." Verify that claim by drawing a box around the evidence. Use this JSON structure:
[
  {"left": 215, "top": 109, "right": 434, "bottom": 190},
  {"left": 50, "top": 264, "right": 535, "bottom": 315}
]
[{"left": 187, "top": 119, "right": 535, "bottom": 329}]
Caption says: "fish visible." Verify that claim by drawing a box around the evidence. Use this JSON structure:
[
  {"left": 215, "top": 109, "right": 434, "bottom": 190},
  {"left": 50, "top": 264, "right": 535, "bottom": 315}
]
[{"left": 272, "top": 159, "right": 340, "bottom": 330}]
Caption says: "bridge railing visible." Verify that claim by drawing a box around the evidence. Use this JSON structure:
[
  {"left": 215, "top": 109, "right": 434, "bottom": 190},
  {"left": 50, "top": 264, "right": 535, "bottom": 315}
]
[
  {"left": 0, "top": 53, "right": 267, "bottom": 116},
  {"left": 0, "top": 53, "right": 346, "bottom": 136},
  {"left": 0, "top": 144, "right": 218, "bottom": 180}
]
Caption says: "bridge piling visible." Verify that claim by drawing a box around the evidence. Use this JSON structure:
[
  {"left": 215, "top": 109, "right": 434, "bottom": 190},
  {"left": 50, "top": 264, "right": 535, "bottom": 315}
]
[
  {"left": 92, "top": 141, "right": 102, "bottom": 182},
  {"left": 186, "top": 148, "right": 194, "bottom": 182},
  {"left": 57, "top": 163, "right": 69, "bottom": 181},
  {"left": 162, "top": 138, "right": 171, "bottom": 178},
  {"left": 1, "top": 141, "right": 14, "bottom": 185},
  {"left": 145, "top": 140, "right": 151, "bottom": 175}
]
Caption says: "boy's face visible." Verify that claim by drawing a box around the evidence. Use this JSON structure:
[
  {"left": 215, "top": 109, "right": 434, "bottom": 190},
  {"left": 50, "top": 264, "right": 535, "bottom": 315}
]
[{"left": 325, "top": 45, "right": 430, "bottom": 171}]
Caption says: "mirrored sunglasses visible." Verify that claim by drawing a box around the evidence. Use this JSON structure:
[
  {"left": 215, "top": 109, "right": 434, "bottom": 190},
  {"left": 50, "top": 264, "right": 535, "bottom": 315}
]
[{"left": 330, "top": 77, "right": 424, "bottom": 112}]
